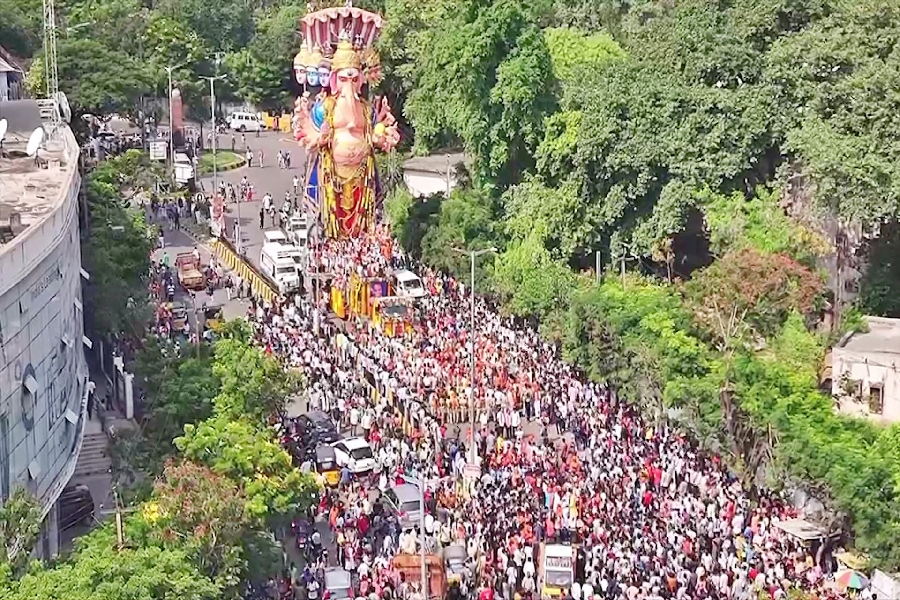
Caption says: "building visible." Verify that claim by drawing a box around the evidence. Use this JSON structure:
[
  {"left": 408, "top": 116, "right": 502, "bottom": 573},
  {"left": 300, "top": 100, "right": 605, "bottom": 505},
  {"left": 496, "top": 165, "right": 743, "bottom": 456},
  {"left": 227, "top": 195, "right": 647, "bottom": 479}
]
[
  {"left": 0, "top": 99, "right": 89, "bottom": 558},
  {"left": 403, "top": 152, "right": 465, "bottom": 198},
  {"left": 0, "top": 46, "right": 25, "bottom": 101},
  {"left": 831, "top": 316, "right": 900, "bottom": 423}
]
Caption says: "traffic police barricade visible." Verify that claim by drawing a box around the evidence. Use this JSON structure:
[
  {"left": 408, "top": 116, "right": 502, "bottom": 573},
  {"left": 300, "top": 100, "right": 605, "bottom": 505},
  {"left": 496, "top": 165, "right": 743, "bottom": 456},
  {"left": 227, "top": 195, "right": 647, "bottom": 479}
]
[{"left": 210, "top": 237, "right": 279, "bottom": 304}]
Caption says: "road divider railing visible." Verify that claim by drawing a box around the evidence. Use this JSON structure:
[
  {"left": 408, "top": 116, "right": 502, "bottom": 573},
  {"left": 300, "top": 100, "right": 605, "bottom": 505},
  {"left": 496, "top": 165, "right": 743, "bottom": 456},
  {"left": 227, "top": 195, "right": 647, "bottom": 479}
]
[{"left": 210, "top": 237, "right": 279, "bottom": 304}]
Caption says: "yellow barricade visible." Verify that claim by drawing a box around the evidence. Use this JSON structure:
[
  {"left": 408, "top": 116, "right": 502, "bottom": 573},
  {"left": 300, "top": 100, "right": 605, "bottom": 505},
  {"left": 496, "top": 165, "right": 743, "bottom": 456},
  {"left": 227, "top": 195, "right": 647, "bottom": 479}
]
[{"left": 210, "top": 238, "right": 279, "bottom": 304}]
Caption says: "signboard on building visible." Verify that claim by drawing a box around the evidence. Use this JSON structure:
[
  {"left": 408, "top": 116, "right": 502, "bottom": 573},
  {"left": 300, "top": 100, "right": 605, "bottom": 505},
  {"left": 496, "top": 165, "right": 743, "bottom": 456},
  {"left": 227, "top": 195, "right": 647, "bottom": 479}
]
[{"left": 149, "top": 141, "right": 167, "bottom": 161}]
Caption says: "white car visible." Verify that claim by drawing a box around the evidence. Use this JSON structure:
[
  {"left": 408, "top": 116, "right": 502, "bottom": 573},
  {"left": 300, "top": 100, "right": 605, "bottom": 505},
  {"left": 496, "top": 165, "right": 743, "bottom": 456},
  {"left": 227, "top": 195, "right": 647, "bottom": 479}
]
[
  {"left": 332, "top": 437, "right": 377, "bottom": 474},
  {"left": 228, "top": 111, "right": 264, "bottom": 132}
]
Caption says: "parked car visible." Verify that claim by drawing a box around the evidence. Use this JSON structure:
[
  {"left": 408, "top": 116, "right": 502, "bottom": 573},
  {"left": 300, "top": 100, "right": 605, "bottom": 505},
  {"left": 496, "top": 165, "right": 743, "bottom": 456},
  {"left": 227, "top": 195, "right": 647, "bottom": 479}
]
[
  {"left": 298, "top": 411, "right": 341, "bottom": 446},
  {"left": 383, "top": 483, "right": 423, "bottom": 530},
  {"left": 332, "top": 436, "right": 377, "bottom": 474}
]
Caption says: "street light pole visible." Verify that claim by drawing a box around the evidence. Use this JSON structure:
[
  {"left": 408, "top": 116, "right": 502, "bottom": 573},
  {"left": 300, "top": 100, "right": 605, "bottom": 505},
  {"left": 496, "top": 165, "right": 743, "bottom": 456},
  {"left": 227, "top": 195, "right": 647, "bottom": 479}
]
[
  {"left": 200, "top": 74, "right": 229, "bottom": 244},
  {"left": 452, "top": 246, "right": 497, "bottom": 471}
]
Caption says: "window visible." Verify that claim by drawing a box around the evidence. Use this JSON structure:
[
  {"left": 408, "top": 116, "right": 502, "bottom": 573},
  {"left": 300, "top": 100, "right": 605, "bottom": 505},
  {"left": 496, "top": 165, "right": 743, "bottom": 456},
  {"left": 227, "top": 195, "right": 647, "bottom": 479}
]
[{"left": 868, "top": 384, "right": 884, "bottom": 414}]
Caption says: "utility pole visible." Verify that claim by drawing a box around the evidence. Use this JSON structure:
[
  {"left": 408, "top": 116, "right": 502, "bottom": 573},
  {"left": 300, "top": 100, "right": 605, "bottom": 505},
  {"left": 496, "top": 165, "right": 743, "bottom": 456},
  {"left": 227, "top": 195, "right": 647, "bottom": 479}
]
[
  {"left": 419, "top": 479, "right": 428, "bottom": 599},
  {"left": 200, "top": 73, "right": 229, "bottom": 245},
  {"left": 451, "top": 246, "right": 497, "bottom": 472},
  {"left": 620, "top": 242, "right": 629, "bottom": 289},
  {"left": 164, "top": 63, "right": 186, "bottom": 173},
  {"left": 445, "top": 153, "right": 452, "bottom": 197},
  {"left": 595, "top": 249, "right": 601, "bottom": 284}
]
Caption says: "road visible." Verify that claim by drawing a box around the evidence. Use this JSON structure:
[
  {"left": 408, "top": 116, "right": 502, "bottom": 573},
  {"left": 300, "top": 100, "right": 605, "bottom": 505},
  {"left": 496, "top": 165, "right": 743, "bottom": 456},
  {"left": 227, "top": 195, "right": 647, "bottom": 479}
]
[{"left": 199, "top": 130, "right": 307, "bottom": 277}]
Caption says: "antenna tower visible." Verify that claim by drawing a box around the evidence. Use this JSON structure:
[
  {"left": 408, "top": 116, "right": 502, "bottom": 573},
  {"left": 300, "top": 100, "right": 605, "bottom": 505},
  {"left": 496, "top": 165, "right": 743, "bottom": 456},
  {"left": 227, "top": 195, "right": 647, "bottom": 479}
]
[{"left": 42, "top": 0, "right": 61, "bottom": 128}]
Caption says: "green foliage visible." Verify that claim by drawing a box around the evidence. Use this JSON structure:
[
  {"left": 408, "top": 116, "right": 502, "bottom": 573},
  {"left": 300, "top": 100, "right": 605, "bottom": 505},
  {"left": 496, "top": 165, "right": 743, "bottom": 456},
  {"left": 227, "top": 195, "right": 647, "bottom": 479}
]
[
  {"left": 176, "top": 416, "right": 319, "bottom": 526},
  {"left": 5, "top": 524, "right": 221, "bottom": 600},
  {"left": 405, "top": 0, "right": 558, "bottom": 186},
  {"left": 27, "top": 38, "right": 149, "bottom": 119},
  {"left": 82, "top": 152, "right": 156, "bottom": 339},
  {"left": 384, "top": 186, "right": 415, "bottom": 234},
  {"left": 699, "top": 187, "right": 830, "bottom": 264},
  {"left": 683, "top": 248, "right": 825, "bottom": 348},
  {"left": 225, "top": 4, "right": 305, "bottom": 110},
  {"left": 0, "top": 0, "right": 41, "bottom": 57},
  {"left": 0, "top": 488, "right": 42, "bottom": 577},
  {"left": 491, "top": 233, "right": 575, "bottom": 318},
  {"left": 154, "top": 0, "right": 253, "bottom": 53},
  {"left": 420, "top": 189, "right": 497, "bottom": 280},
  {"left": 763, "top": 0, "right": 900, "bottom": 223},
  {"left": 211, "top": 328, "right": 302, "bottom": 422},
  {"left": 543, "top": 27, "right": 624, "bottom": 84},
  {"left": 857, "top": 222, "right": 900, "bottom": 318}
]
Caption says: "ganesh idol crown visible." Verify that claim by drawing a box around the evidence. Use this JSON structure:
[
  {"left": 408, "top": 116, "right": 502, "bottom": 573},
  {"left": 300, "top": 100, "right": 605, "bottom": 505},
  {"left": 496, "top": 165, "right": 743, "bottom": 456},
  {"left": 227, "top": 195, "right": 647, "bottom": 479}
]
[{"left": 292, "top": 2, "right": 400, "bottom": 239}]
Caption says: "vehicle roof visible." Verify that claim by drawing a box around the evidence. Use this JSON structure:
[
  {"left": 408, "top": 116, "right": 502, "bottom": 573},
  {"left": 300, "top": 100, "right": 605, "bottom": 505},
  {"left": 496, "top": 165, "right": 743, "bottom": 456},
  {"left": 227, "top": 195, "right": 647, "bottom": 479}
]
[
  {"left": 316, "top": 445, "right": 337, "bottom": 459},
  {"left": 445, "top": 544, "right": 467, "bottom": 559},
  {"left": 391, "top": 483, "right": 421, "bottom": 502},
  {"left": 543, "top": 544, "right": 574, "bottom": 557},
  {"left": 339, "top": 437, "right": 370, "bottom": 450},
  {"left": 264, "top": 230, "right": 288, "bottom": 240},
  {"left": 305, "top": 410, "right": 333, "bottom": 425},
  {"left": 324, "top": 568, "right": 352, "bottom": 587},
  {"left": 393, "top": 269, "right": 421, "bottom": 282}
]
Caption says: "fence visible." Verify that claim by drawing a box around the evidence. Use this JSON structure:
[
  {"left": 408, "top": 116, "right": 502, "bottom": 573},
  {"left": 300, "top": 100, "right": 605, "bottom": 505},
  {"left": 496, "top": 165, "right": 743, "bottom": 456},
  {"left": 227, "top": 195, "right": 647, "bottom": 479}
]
[{"left": 210, "top": 237, "right": 279, "bottom": 304}]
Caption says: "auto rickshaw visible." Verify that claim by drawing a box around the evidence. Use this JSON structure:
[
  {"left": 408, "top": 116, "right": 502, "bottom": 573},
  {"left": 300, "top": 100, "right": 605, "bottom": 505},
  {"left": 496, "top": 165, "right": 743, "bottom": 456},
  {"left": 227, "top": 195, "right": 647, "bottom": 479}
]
[
  {"left": 202, "top": 304, "right": 224, "bottom": 331},
  {"left": 316, "top": 445, "right": 341, "bottom": 487},
  {"left": 167, "top": 301, "right": 189, "bottom": 331}
]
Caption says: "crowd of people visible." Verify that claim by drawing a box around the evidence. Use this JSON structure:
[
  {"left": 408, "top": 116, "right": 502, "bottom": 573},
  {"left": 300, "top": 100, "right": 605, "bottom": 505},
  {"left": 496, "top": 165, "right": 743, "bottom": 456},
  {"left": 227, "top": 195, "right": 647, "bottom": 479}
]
[{"left": 232, "top": 226, "right": 858, "bottom": 600}]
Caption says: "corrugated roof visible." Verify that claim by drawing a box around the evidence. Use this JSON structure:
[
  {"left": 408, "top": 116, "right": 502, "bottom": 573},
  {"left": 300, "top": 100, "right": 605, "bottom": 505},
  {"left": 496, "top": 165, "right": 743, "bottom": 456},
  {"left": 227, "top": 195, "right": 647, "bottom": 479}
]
[{"left": 0, "top": 56, "right": 17, "bottom": 73}]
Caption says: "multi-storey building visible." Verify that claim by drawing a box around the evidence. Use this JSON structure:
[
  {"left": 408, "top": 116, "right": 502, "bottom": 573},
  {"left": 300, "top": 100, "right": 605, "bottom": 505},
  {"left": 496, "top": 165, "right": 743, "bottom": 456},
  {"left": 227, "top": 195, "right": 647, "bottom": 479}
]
[{"left": 0, "top": 98, "right": 89, "bottom": 557}]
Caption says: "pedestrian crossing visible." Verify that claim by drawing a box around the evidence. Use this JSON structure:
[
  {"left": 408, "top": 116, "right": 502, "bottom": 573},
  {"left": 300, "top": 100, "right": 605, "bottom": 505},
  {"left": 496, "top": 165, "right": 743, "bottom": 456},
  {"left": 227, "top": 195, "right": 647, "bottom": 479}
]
[{"left": 210, "top": 238, "right": 279, "bottom": 304}]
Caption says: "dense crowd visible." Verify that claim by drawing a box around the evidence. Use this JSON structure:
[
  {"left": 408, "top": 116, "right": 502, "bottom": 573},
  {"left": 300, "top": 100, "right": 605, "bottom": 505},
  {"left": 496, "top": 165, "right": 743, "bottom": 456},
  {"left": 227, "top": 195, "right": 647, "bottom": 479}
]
[{"left": 236, "top": 229, "right": 853, "bottom": 600}]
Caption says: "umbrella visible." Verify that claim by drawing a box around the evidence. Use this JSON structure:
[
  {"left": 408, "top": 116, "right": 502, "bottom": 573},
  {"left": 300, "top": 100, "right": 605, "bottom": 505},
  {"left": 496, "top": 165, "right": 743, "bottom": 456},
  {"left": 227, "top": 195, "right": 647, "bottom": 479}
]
[{"left": 835, "top": 569, "right": 869, "bottom": 590}]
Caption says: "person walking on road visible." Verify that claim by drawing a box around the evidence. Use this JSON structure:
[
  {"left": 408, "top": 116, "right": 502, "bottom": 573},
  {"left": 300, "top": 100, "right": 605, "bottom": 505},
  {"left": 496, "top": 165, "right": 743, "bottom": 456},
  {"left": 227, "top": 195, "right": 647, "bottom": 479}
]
[
  {"left": 258, "top": 149, "right": 264, "bottom": 168},
  {"left": 259, "top": 205, "right": 265, "bottom": 230},
  {"left": 293, "top": 175, "right": 300, "bottom": 197},
  {"left": 245, "top": 148, "right": 253, "bottom": 167}
]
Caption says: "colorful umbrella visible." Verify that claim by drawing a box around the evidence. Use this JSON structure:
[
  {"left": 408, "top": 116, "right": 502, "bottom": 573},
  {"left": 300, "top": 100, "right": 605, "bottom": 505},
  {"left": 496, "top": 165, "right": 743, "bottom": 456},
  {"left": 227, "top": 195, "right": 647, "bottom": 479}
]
[{"left": 835, "top": 569, "right": 869, "bottom": 590}]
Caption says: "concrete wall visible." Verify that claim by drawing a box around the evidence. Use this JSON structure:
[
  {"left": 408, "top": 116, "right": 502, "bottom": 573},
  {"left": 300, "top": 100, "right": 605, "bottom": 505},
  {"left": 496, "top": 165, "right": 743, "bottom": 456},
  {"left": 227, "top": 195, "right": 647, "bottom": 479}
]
[
  {"left": 831, "top": 348, "right": 900, "bottom": 423},
  {"left": 404, "top": 171, "right": 456, "bottom": 198},
  {"left": 0, "top": 126, "right": 88, "bottom": 556}
]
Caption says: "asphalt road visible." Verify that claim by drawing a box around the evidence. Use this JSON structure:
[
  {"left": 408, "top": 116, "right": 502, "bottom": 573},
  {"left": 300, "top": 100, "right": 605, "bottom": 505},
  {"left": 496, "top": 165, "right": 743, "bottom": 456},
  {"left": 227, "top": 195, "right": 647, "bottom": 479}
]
[{"left": 199, "top": 130, "right": 307, "bottom": 277}]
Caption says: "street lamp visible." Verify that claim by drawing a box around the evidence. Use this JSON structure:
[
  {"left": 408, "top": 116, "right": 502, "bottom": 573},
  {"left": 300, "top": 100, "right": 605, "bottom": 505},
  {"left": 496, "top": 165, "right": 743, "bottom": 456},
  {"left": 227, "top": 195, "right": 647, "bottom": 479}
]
[
  {"left": 451, "top": 246, "right": 497, "bottom": 473},
  {"left": 199, "top": 74, "right": 231, "bottom": 245},
  {"left": 164, "top": 62, "right": 187, "bottom": 170}
]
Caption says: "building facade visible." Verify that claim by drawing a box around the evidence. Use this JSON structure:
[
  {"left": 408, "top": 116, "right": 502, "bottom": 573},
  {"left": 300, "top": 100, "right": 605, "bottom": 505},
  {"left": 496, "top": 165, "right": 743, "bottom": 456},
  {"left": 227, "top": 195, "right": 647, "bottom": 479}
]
[
  {"left": 831, "top": 316, "right": 900, "bottom": 424},
  {"left": 0, "top": 102, "right": 89, "bottom": 558}
]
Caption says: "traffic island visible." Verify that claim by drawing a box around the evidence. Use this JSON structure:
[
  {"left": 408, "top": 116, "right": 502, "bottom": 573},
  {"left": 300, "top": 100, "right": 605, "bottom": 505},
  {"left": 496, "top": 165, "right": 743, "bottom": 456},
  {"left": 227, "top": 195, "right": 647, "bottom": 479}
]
[{"left": 198, "top": 150, "right": 246, "bottom": 175}]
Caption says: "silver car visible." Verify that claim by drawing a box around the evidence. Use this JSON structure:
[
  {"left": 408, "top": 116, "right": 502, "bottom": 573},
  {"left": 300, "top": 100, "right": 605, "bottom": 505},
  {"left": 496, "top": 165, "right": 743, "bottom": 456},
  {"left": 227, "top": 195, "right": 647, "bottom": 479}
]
[
  {"left": 323, "top": 567, "right": 352, "bottom": 600},
  {"left": 384, "top": 483, "right": 423, "bottom": 530}
]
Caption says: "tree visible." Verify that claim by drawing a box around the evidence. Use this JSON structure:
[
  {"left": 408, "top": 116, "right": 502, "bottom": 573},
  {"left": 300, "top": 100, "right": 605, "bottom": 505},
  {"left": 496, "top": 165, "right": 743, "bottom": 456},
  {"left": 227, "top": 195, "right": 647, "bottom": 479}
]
[
  {"left": 143, "top": 460, "right": 252, "bottom": 587},
  {"left": 420, "top": 188, "right": 497, "bottom": 280},
  {"left": 211, "top": 327, "right": 302, "bottom": 422},
  {"left": 857, "top": 222, "right": 900, "bottom": 318},
  {"left": 0, "top": 488, "right": 42, "bottom": 577},
  {"left": 28, "top": 38, "right": 149, "bottom": 120},
  {"left": 225, "top": 4, "right": 305, "bottom": 110},
  {"left": 682, "top": 248, "right": 824, "bottom": 349},
  {"left": 491, "top": 232, "right": 575, "bottom": 318},
  {"left": 542, "top": 27, "right": 624, "bottom": 85},
  {"left": 81, "top": 153, "right": 156, "bottom": 339},
  {"left": 154, "top": 0, "right": 253, "bottom": 53},
  {"left": 404, "top": 0, "right": 558, "bottom": 186},
  {"left": 4, "top": 523, "right": 220, "bottom": 600},
  {"left": 175, "top": 416, "right": 320, "bottom": 526}
]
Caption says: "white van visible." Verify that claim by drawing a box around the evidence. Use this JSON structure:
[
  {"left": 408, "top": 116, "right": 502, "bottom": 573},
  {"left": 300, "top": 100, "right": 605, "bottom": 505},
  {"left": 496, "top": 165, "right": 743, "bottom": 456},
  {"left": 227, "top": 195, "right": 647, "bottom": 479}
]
[
  {"left": 260, "top": 243, "right": 301, "bottom": 293},
  {"left": 392, "top": 269, "right": 427, "bottom": 299},
  {"left": 229, "top": 112, "right": 264, "bottom": 132},
  {"left": 283, "top": 214, "right": 309, "bottom": 248},
  {"left": 263, "top": 230, "right": 289, "bottom": 246}
]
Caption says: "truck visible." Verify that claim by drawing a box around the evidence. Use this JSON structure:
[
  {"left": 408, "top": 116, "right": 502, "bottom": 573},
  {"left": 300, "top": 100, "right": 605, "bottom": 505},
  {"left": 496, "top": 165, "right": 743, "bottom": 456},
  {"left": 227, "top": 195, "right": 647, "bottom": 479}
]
[
  {"left": 259, "top": 242, "right": 302, "bottom": 294},
  {"left": 391, "top": 553, "right": 446, "bottom": 599},
  {"left": 173, "top": 151, "right": 196, "bottom": 191},
  {"left": 175, "top": 252, "right": 205, "bottom": 290},
  {"left": 539, "top": 543, "right": 576, "bottom": 598}
]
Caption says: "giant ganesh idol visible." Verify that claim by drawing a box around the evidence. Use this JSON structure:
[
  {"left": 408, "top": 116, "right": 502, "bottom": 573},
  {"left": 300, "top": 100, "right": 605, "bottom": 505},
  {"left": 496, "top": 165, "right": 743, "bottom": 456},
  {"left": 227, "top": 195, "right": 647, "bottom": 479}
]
[{"left": 293, "top": 5, "right": 400, "bottom": 239}]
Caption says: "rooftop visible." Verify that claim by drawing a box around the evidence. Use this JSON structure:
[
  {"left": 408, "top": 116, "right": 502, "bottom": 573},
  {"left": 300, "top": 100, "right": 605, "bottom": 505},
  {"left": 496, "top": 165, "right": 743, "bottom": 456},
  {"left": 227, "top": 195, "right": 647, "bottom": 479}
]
[
  {"left": 0, "top": 100, "right": 73, "bottom": 245},
  {"left": 403, "top": 152, "right": 466, "bottom": 175},
  {"left": 838, "top": 316, "right": 900, "bottom": 356}
]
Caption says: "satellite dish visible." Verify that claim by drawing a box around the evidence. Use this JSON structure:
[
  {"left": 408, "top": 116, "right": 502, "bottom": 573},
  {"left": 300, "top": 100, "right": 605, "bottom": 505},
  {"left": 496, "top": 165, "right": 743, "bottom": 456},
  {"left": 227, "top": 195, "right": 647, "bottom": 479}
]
[
  {"left": 0, "top": 119, "right": 7, "bottom": 144},
  {"left": 26, "top": 127, "right": 45, "bottom": 157},
  {"left": 55, "top": 91, "right": 72, "bottom": 123}
]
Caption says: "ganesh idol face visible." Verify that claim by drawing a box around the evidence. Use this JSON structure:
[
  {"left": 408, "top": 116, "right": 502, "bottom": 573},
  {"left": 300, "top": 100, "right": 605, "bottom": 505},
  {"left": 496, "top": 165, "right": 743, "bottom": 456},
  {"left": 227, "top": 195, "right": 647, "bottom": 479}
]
[
  {"left": 318, "top": 67, "right": 331, "bottom": 91},
  {"left": 334, "top": 67, "right": 362, "bottom": 97},
  {"left": 306, "top": 66, "right": 320, "bottom": 87}
]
